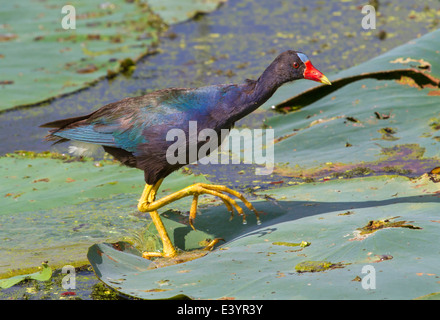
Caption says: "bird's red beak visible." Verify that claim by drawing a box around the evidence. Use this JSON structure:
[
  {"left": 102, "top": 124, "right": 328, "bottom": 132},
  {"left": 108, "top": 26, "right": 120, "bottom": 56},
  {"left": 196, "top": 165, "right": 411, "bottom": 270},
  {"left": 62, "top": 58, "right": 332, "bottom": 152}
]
[{"left": 303, "top": 60, "right": 332, "bottom": 85}]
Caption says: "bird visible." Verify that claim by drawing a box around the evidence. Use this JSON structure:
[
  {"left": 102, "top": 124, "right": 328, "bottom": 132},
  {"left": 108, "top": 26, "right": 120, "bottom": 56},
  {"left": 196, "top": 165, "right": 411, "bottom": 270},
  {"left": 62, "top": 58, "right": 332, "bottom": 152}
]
[{"left": 41, "top": 50, "right": 331, "bottom": 259}]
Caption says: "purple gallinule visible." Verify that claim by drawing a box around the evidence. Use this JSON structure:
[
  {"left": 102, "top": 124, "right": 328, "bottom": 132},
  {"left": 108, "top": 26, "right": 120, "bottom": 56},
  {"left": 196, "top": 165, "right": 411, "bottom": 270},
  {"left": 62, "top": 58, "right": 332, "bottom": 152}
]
[{"left": 41, "top": 50, "right": 331, "bottom": 258}]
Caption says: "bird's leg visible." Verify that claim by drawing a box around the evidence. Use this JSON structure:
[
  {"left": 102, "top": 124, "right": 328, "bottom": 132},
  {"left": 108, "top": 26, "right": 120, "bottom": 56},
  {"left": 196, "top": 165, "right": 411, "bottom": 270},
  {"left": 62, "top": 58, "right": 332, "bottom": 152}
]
[
  {"left": 145, "top": 210, "right": 177, "bottom": 258},
  {"left": 137, "top": 181, "right": 260, "bottom": 258},
  {"left": 138, "top": 180, "right": 177, "bottom": 259},
  {"left": 189, "top": 194, "right": 199, "bottom": 230}
]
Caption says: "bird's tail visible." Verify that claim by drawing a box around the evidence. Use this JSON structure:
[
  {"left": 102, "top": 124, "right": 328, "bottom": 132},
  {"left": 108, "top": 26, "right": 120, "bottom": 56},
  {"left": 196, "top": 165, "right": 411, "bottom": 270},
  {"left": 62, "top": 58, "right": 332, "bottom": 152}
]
[{"left": 40, "top": 113, "right": 92, "bottom": 144}]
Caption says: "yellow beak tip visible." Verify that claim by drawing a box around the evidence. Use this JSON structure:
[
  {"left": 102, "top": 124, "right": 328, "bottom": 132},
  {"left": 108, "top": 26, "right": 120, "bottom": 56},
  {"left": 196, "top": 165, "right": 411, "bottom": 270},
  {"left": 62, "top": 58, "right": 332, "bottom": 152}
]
[{"left": 320, "top": 75, "right": 332, "bottom": 85}]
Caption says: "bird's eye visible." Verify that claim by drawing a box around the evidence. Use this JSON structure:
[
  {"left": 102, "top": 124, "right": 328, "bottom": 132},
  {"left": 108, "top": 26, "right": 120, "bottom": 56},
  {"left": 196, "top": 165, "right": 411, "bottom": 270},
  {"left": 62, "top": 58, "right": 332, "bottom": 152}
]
[{"left": 293, "top": 62, "right": 299, "bottom": 69}]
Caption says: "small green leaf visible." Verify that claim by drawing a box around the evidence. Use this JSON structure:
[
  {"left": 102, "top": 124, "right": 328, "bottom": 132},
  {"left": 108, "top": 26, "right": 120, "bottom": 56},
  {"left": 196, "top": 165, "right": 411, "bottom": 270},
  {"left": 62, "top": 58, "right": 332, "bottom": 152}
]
[{"left": 0, "top": 262, "right": 52, "bottom": 289}]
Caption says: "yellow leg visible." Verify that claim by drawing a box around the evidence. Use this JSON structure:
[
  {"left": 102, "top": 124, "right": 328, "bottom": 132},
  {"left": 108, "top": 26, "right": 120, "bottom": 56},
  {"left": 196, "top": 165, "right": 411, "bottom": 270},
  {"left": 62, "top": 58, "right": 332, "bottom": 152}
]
[
  {"left": 145, "top": 210, "right": 177, "bottom": 258},
  {"left": 137, "top": 179, "right": 260, "bottom": 259},
  {"left": 189, "top": 194, "right": 199, "bottom": 231},
  {"left": 138, "top": 180, "right": 177, "bottom": 258}
]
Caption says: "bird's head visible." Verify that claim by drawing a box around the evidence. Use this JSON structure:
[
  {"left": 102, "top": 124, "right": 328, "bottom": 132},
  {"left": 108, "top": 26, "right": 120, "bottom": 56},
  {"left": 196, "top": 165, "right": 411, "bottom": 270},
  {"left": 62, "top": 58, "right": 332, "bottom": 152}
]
[{"left": 274, "top": 50, "right": 332, "bottom": 86}]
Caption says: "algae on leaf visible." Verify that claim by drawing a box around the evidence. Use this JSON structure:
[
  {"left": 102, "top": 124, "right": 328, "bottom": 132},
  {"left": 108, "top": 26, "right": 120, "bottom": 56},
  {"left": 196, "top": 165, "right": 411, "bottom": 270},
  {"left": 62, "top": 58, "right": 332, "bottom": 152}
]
[{"left": 295, "top": 261, "right": 347, "bottom": 273}]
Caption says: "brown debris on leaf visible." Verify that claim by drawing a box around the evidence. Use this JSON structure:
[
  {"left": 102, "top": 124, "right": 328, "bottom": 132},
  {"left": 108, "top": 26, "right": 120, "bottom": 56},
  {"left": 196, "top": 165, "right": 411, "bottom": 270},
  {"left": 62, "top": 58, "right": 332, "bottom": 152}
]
[
  {"left": 350, "top": 216, "right": 422, "bottom": 241},
  {"left": 390, "top": 57, "right": 432, "bottom": 71},
  {"left": 76, "top": 64, "right": 98, "bottom": 74}
]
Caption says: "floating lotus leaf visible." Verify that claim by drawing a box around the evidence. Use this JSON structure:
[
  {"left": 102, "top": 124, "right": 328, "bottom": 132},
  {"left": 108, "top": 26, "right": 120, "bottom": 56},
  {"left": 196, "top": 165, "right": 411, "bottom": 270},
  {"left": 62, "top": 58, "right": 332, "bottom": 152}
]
[{"left": 88, "top": 175, "right": 440, "bottom": 299}]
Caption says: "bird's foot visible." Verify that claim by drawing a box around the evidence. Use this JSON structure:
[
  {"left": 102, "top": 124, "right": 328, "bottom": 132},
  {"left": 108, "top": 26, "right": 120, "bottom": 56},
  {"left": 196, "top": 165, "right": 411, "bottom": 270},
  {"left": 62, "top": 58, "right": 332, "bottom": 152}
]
[
  {"left": 141, "top": 240, "right": 179, "bottom": 260},
  {"left": 138, "top": 182, "right": 261, "bottom": 230},
  {"left": 137, "top": 181, "right": 261, "bottom": 262},
  {"left": 142, "top": 237, "right": 224, "bottom": 259},
  {"left": 201, "top": 238, "right": 225, "bottom": 251},
  {"left": 142, "top": 251, "right": 166, "bottom": 260},
  {"left": 186, "top": 183, "right": 261, "bottom": 230},
  {"left": 142, "top": 238, "right": 224, "bottom": 268}
]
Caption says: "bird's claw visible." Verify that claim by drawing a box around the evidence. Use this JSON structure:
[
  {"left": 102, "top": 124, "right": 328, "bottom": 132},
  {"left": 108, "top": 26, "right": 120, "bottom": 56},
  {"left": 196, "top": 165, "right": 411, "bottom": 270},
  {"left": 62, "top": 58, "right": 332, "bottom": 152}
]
[
  {"left": 184, "top": 183, "right": 260, "bottom": 230},
  {"left": 202, "top": 238, "right": 225, "bottom": 251}
]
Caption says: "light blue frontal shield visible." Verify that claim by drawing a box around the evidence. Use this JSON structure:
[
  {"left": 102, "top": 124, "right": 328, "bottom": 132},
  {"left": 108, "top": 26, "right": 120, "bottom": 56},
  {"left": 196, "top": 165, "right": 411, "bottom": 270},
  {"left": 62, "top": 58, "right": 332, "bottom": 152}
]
[{"left": 297, "top": 52, "right": 309, "bottom": 63}]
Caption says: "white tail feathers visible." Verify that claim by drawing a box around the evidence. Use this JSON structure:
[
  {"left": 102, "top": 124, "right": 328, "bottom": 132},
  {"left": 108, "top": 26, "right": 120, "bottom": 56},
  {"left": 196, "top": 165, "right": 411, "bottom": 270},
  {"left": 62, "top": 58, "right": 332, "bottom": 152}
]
[{"left": 68, "top": 141, "right": 102, "bottom": 157}]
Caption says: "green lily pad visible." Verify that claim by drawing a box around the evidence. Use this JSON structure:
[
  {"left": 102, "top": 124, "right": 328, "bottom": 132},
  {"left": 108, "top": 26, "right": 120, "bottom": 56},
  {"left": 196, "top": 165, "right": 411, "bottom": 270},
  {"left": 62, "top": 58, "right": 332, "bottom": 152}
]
[
  {"left": 88, "top": 174, "right": 440, "bottom": 299},
  {"left": 0, "top": 0, "right": 226, "bottom": 112},
  {"left": 0, "top": 0, "right": 164, "bottom": 112},
  {"left": 0, "top": 262, "right": 52, "bottom": 289}
]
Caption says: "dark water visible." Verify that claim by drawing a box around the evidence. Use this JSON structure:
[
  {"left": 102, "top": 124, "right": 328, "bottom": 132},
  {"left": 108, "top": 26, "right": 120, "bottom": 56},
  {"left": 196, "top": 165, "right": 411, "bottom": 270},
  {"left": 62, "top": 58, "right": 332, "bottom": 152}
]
[{"left": 1, "top": 0, "right": 438, "bottom": 155}]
